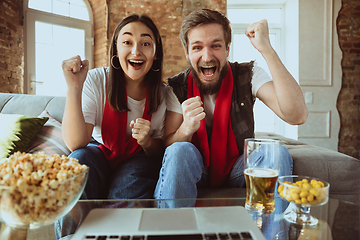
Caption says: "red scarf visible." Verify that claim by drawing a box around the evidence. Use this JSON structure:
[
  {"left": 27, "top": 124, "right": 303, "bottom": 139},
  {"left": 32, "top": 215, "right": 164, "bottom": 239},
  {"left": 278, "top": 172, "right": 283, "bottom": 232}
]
[
  {"left": 99, "top": 91, "right": 151, "bottom": 169},
  {"left": 188, "top": 64, "right": 239, "bottom": 187}
]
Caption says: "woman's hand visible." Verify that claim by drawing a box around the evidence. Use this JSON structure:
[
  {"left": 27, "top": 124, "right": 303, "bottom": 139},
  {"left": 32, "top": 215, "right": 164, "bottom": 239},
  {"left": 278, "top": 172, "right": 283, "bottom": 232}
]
[
  {"left": 62, "top": 55, "right": 89, "bottom": 89},
  {"left": 61, "top": 55, "right": 92, "bottom": 151},
  {"left": 130, "top": 118, "right": 152, "bottom": 148}
]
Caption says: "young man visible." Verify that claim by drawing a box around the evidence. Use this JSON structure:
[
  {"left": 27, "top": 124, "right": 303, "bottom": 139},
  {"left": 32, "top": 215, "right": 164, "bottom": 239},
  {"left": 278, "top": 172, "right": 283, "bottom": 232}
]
[{"left": 154, "top": 9, "right": 308, "bottom": 206}]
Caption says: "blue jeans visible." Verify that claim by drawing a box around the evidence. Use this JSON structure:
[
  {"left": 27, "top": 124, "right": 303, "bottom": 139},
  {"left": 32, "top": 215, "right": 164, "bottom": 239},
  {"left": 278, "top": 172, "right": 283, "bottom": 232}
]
[
  {"left": 154, "top": 142, "right": 293, "bottom": 208},
  {"left": 71, "top": 140, "right": 161, "bottom": 199},
  {"left": 55, "top": 140, "right": 161, "bottom": 239}
]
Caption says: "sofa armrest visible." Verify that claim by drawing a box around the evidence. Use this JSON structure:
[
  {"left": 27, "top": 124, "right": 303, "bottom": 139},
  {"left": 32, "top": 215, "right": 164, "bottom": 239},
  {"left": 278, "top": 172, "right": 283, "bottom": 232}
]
[
  {"left": 256, "top": 132, "right": 360, "bottom": 204},
  {"left": 289, "top": 144, "right": 360, "bottom": 203},
  {"left": 0, "top": 93, "right": 65, "bottom": 123}
]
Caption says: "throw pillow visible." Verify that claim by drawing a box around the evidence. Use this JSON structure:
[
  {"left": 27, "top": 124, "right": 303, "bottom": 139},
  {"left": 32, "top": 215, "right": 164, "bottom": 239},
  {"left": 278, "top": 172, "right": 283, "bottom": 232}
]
[
  {"left": 27, "top": 110, "right": 71, "bottom": 156},
  {"left": 0, "top": 114, "right": 49, "bottom": 159}
]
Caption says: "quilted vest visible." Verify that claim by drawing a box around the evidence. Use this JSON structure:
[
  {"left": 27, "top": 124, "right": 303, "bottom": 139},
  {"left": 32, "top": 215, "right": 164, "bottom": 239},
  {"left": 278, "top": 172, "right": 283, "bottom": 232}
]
[{"left": 167, "top": 61, "right": 255, "bottom": 156}]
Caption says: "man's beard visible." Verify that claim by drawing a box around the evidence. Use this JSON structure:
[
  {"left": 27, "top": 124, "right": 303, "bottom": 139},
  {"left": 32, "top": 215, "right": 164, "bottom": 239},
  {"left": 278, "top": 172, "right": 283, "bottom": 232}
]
[{"left": 190, "top": 63, "right": 229, "bottom": 95}]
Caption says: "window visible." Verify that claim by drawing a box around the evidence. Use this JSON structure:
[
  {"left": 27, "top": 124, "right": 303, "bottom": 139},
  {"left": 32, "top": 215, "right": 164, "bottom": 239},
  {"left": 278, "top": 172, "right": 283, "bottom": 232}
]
[
  {"left": 25, "top": 0, "right": 93, "bottom": 96},
  {"left": 227, "top": 0, "right": 299, "bottom": 139},
  {"left": 28, "top": 0, "right": 90, "bottom": 21}
]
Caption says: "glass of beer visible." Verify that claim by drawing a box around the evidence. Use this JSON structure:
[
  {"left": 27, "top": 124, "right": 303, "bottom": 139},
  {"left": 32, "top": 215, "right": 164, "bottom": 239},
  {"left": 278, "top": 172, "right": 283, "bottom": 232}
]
[{"left": 243, "top": 138, "right": 280, "bottom": 214}]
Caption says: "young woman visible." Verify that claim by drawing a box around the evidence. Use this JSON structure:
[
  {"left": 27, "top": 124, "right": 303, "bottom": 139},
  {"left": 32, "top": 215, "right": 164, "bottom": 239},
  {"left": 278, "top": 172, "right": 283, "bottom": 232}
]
[{"left": 61, "top": 14, "right": 166, "bottom": 200}]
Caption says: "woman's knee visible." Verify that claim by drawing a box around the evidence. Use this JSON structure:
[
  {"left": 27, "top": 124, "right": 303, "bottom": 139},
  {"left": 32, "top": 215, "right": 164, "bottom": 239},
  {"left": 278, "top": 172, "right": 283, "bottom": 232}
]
[
  {"left": 69, "top": 145, "right": 105, "bottom": 165},
  {"left": 69, "top": 147, "right": 92, "bottom": 160},
  {"left": 70, "top": 146, "right": 110, "bottom": 199}
]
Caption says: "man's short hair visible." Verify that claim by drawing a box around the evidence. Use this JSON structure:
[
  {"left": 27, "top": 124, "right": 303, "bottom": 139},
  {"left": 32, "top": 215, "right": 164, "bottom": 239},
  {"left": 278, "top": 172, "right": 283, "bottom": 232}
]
[{"left": 180, "top": 9, "right": 232, "bottom": 53}]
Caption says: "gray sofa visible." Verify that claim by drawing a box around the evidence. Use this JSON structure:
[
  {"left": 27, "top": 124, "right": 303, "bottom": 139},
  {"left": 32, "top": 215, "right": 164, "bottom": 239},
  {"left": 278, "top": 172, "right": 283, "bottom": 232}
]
[{"left": 1, "top": 92, "right": 360, "bottom": 205}]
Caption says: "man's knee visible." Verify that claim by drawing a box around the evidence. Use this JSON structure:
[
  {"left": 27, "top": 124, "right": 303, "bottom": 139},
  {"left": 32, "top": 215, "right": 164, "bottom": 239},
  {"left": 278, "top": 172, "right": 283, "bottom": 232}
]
[
  {"left": 280, "top": 145, "right": 292, "bottom": 162},
  {"left": 166, "top": 142, "right": 198, "bottom": 153},
  {"left": 280, "top": 145, "right": 293, "bottom": 175},
  {"left": 165, "top": 142, "right": 202, "bottom": 161},
  {"left": 280, "top": 145, "right": 290, "bottom": 155},
  {"left": 162, "top": 142, "right": 204, "bottom": 177}
]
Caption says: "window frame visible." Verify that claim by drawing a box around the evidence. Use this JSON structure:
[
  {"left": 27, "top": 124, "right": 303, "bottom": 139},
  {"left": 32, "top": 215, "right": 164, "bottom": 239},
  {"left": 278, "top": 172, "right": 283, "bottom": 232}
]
[
  {"left": 227, "top": 2, "right": 291, "bottom": 137},
  {"left": 227, "top": 3, "right": 285, "bottom": 63},
  {"left": 23, "top": 0, "right": 94, "bottom": 94},
  {"left": 229, "top": 26, "right": 283, "bottom": 67}
]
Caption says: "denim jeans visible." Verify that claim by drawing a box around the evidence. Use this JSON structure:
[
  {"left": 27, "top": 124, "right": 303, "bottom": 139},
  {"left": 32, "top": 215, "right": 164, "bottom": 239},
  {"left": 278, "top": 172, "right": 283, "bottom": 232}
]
[
  {"left": 70, "top": 140, "right": 161, "bottom": 200},
  {"left": 154, "top": 142, "right": 293, "bottom": 208},
  {"left": 55, "top": 140, "right": 161, "bottom": 239}
]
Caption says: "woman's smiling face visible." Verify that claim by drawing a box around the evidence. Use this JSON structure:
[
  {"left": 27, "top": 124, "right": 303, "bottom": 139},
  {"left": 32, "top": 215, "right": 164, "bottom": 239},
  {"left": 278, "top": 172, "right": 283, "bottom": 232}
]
[{"left": 117, "top": 21, "right": 156, "bottom": 83}]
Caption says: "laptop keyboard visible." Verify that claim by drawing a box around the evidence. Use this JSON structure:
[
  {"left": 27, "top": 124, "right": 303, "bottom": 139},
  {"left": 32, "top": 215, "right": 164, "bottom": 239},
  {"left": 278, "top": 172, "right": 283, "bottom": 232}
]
[{"left": 83, "top": 232, "right": 254, "bottom": 239}]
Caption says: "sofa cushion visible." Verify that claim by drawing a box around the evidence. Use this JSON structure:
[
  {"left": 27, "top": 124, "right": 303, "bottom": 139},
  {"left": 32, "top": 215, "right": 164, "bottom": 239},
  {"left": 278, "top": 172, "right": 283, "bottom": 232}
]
[
  {"left": 0, "top": 113, "right": 48, "bottom": 159},
  {"left": 27, "top": 111, "right": 71, "bottom": 156}
]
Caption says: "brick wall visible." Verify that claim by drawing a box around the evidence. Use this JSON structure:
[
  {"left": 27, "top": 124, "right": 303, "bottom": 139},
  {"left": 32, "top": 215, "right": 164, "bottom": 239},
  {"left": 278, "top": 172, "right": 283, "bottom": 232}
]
[
  {"left": 0, "top": 0, "right": 23, "bottom": 93},
  {"left": 0, "top": 0, "right": 358, "bottom": 159},
  {"left": 105, "top": 0, "right": 226, "bottom": 80},
  {"left": 337, "top": 0, "right": 360, "bottom": 159},
  {"left": 88, "top": 0, "right": 107, "bottom": 68}
]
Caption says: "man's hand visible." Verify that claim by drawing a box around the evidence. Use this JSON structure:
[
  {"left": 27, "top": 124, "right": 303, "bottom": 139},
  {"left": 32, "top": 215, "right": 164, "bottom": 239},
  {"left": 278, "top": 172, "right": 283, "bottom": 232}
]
[
  {"left": 247, "top": 20, "right": 309, "bottom": 125},
  {"left": 180, "top": 96, "right": 206, "bottom": 137},
  {"left": 130, "top": 118, "right": 152, "bottom": 148},
  {"left": 62, "top": 55, "right": 89, "bottom": 89},
  {"left": 245, "top": 19, "right": 272, "bottom": 54}
]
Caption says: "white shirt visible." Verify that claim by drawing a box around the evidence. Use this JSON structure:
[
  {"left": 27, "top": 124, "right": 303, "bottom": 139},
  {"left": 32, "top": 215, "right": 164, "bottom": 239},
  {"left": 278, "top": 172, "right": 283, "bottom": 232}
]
[
  {"left": 82, "top": 67, "right": 166, "bottom": 144},
  {"left": 166, "top": 63, "right": 272, "bottom": 127}
]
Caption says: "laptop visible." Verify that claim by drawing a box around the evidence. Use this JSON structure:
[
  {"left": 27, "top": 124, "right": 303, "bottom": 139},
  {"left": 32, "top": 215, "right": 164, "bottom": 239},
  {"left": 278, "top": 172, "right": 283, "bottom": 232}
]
[{"left": 71, "top": 206, "right": 266, "bottom": 240}]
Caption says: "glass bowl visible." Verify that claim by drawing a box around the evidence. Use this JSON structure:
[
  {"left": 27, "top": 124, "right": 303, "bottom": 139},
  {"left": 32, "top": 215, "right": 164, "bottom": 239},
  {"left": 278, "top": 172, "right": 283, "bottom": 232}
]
[
  {"left": 0, "top": 165, "right": 89, "bottom": 230},
  {"left": 277, "top": 175, "right": 330, "bottom": 226}
]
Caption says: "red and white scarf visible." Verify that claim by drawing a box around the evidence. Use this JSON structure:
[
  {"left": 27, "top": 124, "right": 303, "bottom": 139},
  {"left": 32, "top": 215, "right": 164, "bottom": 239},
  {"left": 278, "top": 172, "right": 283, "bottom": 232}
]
[
  {"left": 188, "top": 63, "right": 239, "bottom": 187},
  {"left": 99, "top": 90, "right": 151, "bottom": 169}
]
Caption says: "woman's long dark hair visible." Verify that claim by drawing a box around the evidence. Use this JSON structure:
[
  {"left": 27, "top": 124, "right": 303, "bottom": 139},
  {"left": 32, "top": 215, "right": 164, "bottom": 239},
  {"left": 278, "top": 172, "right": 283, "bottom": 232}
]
[{"left": 107, "top": 14, "right": 163, "bottom": 114}]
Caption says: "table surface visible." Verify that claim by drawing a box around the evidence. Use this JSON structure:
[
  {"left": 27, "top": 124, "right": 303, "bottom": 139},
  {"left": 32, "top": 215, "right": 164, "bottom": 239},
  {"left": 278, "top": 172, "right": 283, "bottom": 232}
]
[{"left": 54, "top": 197, "right": 359, "bottom": 240}]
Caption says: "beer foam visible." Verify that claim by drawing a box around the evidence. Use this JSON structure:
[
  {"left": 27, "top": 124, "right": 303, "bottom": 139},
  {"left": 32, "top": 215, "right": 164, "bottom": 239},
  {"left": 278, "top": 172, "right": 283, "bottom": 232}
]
[{"left": 244, "top": 168, "right": 279, "bottom": 177}]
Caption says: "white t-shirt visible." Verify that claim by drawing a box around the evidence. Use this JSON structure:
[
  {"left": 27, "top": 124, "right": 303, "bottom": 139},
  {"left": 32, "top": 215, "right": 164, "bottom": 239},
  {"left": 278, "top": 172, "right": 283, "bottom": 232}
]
[
  {"left": 166, "top": 63, "right": 272, "bottom": 127},
  {"left": 82, "top": 67, "right": 166, "bottom": 144}
]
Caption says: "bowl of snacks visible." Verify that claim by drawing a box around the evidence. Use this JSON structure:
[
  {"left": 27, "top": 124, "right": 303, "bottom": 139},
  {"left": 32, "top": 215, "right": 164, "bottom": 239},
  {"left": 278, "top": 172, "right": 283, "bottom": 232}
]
[
  {"left": 0, "top": 151, "right": 88, "bottom": 231},
  {"left": 277, "top": 175, "right": 329, "bottom": 226}
]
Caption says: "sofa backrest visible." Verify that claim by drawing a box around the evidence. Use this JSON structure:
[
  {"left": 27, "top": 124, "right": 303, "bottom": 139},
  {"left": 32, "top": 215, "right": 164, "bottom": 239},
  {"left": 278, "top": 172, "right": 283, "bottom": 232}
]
[{"left": 0, "top": 93, "right": 66, "bottom": 123}]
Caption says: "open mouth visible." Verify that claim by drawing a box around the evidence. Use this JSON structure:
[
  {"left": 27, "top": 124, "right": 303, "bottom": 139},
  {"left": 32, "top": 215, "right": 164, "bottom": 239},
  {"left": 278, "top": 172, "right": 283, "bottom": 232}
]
[
  {"left": 200, "top": 66, "right": 217, "bottom": 77},
  {"left": 128, "top": 60, "right": 144, "bottom": 68}
]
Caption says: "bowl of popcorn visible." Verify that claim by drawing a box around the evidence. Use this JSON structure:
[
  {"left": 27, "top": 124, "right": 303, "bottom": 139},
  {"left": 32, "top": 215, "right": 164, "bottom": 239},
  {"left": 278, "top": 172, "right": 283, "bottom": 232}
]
[
  {"left": 0, "top": 151, "right": 88, "bottom": 229},
  {"left": 277, "top": 175, "right": 330, "bottom": 226}
]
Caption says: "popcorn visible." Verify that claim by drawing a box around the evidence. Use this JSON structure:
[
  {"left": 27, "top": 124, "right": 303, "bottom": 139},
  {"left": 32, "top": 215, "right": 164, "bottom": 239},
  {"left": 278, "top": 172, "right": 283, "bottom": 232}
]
[{"left": 0, "top": 151, "right": 88, "bottom": 225}]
